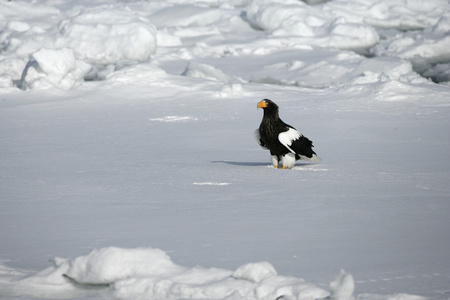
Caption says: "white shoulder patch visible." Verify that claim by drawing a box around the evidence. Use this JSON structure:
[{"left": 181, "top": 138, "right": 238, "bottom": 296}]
[{"left": 278, "top": 127, "right": 300, "bottom": 154}]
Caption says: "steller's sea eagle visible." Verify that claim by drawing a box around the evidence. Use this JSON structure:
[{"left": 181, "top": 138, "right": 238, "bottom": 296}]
[{"left": 255, "top": 99, "right": 320, "bottom": 169}]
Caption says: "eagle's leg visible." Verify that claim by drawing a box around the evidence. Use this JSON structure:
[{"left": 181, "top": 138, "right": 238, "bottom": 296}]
[
  {"left": 271, "top": 155, "right": 280, "bottom": 168},
  {"left": 281, "top": 153, "right": 296, "bottom": 169}
]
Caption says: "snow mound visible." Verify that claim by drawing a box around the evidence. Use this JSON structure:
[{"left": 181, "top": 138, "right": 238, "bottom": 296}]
[
  {"left": 232, "top": 262, "right": 278, "bottom": 283},
  {"left": 0, "top": 57, "right": 26, "bottom": 87},
  {"left": 0, "top": 246, "right": 330, "bottom": 300},
  {"left": 20, "top": 48, "right": 92, "bottom": 90},
  {"left": 251, "top": 53, "right": 427, "bottom": 88},
  {"left": 1, "top": 4, "right": 158, "bottom": 87},
  {"left": 348, "top": 57, "right": 428, "bottom": 85},
  {"left": 105, "top": 63, "right": 167, "bottom": 84},
  {"left": 328, "top": 269, "right": 354, "bottom": 300},
  {"left": 322, "top": 0, "right": 448, "bottom": 30},
  {"left": 182, "top": 61, "right": 232, "bottom": 82},
  {"left": 57, "top": 6, "right": 157, "bottom": 65},
  {"left": 0, "top": 247, "right": 427, "bottom": 300},
  {"left": 245, "top": 0, "right": 379, "bottom": 51},
  {"left": 372, "top": 16, "right": 450, "bottom": 82},
  {"left": 63, "top": 247, "right": 185, "bottom": 284}
]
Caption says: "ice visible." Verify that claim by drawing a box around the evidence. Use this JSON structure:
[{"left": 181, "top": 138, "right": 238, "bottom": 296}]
[
  {"left": 372, "top": 16, "right": 450, "bottom": 82},
  {"left": 182, "top": 61, "right": 233, "bottom": 82},
  {"left": 57, "top": 6, "right": 158, "bottom": 65},
  {"left": 20, "top": 47, "right": 92, "bottom": 90},
  {"left": 0, "top": 247, "right": 332, "bottom": 300},
  {"left": 63, "top": 247, "right": 185, "bottom": 284},
  {"left": 328, "top": 269, "right": 355, "bottom": 300},
  {"left": 322, "top": 0, "right": 448, "bottom": 30},
  {"left": 232, "top": 262, "right": 278, "bottom": 283},
  {"left": 245, "top": 0, "right": 379, "bottom": 51},
  {"left": 1, "top": 0, "right": 450, "bottom": 299}
]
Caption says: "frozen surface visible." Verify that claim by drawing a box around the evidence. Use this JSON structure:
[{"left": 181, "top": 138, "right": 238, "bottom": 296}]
[{"left": 1, "top": 0, "right": 450, "bottom": 299}]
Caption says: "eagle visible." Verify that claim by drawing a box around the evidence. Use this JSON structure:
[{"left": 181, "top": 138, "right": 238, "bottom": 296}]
[{"left": 255, "top": 99, "right": 320, "bottom": 169}]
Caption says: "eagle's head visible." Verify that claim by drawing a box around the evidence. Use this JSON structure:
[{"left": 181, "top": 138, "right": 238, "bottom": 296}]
[{"left": 257, "top": 99, "right": 279, "bottom": 116}]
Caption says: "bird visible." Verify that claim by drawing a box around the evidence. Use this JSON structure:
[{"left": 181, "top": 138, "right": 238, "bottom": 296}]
[{"left": 255, "top": 99, "right": 320, "bottom": 169}]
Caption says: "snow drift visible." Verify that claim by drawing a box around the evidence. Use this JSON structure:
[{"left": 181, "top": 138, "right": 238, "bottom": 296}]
[
  {"left": 20, "top": 47, "right": 91, "bottom": 90},
  {"left": 57, "top": 6, "right": 157, "bottom": 65},
  {"left": 245, "top": 0, "right": 379, "bottom": 51},
  {"left": 0, "top": 246, "right": 346, "bottom": 300},
  {"left": 1, "top": 0, "right": 449, "bottom": 89}
]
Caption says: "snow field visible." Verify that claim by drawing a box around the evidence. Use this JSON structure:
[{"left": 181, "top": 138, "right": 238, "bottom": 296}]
[
  {"left": 1, "top": 73, "right": 449, "bottom": 299},
  {"left": 1, "top": 0, "right": 450, "bottom": 300}
]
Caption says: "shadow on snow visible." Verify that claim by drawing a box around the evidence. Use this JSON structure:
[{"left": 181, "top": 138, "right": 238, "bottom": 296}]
[{"left": 211, "top": 161, "right": 319, "bottom": 168}]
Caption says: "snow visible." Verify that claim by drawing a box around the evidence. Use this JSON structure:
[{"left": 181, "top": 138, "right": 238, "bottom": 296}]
[
  {"left": 0, "top": 246, "right": 329, "bottom": 299},
  {"left": 328, "top": 270, "right": 355, "bottom": 300},
  {"left": 246, "top": 0, "right": 380, "bottom": 51},
  {"left": 372, "top": 16, "right": 450, "bottom": 82},
  {"left": 57, "top": 6, "right": 158, "bottom": 65},
  {"left": 20, "top": 47, "right": 92, "bottom": 90},
  {"left": 1, "top": 0, "right": 450, "bottom": 299}
]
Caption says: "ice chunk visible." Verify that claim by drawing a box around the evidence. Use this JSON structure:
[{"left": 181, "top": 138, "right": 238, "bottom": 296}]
[
  {"left": 57, "top": 7, "right": 157, "bottom": 65},
  {"left": 182, "top": 61, "right": 230, "bottom": 82},
  {"left": 232, "top": 262, "right": 277, "bottom": 283},
  {"left": 63, "top": 247, "right": 186, "bottom": 285},
  {"left": 329, "top": 269, "right": 355, "bottom": 300},
  {"left": 20, "top": 48, "right": 91, "bottom": 90},
  {"left": 245, "top": 0, "right": 379, "bottom": 51}
]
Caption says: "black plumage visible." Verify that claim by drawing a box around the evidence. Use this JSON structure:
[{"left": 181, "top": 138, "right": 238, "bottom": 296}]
[{"left": 255, "top": 99, "right": 320, "bottom": 169}]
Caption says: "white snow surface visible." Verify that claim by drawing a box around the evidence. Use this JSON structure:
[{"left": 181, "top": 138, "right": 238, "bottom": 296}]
[{"left": 1, "top": 0, "right": 450, "bottom": 300}]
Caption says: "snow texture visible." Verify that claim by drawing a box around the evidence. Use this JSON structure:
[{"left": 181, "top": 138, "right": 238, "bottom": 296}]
[{"left": 1, "top": 0, "right": 450, "bottom": 300}]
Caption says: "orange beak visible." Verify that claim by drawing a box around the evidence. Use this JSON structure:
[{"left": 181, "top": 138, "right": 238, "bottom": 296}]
[{"left": 257, "top": 100, "right": 267, "bottom": 109}]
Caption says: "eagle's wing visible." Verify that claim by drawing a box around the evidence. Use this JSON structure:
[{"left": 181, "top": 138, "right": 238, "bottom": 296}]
[
  {"left": 278, "top": 127, "right": 300, "bottom": 154},
  {"left": 279, "top": 127, "right": 321, "bottom": 162},
  {"left": 254, "top": 129, "right": 269, "bottom": 150}
]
